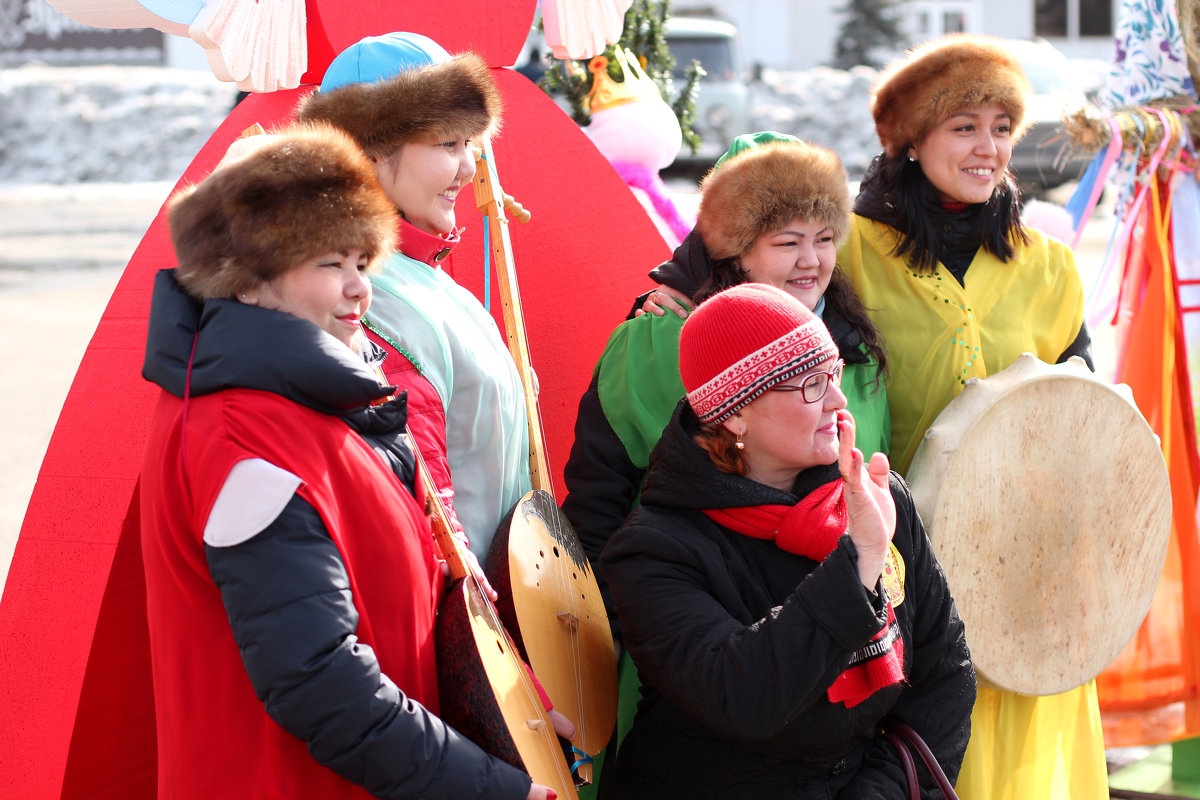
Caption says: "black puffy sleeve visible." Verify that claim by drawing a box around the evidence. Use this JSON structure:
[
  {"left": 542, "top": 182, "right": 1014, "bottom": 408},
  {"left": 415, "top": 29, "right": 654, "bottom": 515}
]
[{"left": 205, "top": 494, "right": 531, "bottom": 800}]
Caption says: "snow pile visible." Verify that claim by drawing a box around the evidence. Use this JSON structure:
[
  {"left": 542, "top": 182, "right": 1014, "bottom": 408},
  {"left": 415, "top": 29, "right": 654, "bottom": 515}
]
[
  {"left": 751, "top": 65, "right": 881, "bottom": 179},
  {"left": 0, "top": 62, "right": 884, "bottom": 184},
  {"left": 0, "top": 64, "right": 238, "bottom": 184}
]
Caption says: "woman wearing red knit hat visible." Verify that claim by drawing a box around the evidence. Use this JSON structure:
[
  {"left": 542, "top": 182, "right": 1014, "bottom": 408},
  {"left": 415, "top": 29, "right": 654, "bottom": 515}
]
[
  {"left": 561, "top": 136, "right": 891, "bottom": 792},
  {"left": 598, "top": 283, "right": 974, "bottom": 797},
  {"left": 638, "top": 35, "right": 1102, "bottom": 799}
]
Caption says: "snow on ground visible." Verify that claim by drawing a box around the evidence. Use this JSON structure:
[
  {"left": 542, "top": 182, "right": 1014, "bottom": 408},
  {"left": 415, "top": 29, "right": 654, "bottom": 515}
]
[
  {"left": 0, "top": 62, "right": 885, "bottom": 184},
  {"left": 0, "top": 64, "right": 238, "bottom": 184},
  {"left": 750, "top": 65, "right": 883, "bottom": 178}
]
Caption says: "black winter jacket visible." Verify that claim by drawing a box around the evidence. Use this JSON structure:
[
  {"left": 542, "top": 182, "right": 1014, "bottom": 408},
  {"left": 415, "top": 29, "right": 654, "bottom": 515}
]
[{"left": 599, "top": 402, "right": 975, "bottom": 799}]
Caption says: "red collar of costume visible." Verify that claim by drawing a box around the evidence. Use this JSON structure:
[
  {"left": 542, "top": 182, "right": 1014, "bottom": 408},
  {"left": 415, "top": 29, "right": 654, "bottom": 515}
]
[
  {"left": 702, "top": 478, "right": 904, "bottom": 708},
  {"left": 398, "top": 218, "right": 462, "bottom": 266}
]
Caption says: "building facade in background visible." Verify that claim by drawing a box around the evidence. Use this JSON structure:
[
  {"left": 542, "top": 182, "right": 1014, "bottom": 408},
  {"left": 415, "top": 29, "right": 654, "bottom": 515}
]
[
  {"left": 1, "top": 1, "right": 164, "bottom": 66},
  {"left": 673, "top": 0, "right": 1115, "bottom": 70}
]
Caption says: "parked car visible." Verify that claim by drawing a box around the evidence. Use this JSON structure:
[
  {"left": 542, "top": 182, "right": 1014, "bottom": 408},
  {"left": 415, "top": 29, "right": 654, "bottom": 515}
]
[
  {"left": 664, "top": 16, "right": 754, "bottom": 164},
  {"left": 1004, "top": 38, "right": 1095, "bottom": 196}
]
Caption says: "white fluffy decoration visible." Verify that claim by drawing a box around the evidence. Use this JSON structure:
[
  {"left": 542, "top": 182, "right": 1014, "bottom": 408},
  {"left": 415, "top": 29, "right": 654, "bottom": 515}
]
[
  {"left": 44, "top": 0, "right": 306, "bottom": 93},
  {"left": 584, "top": 97, "right": 683, "bottom": 171},
  {"left": 190, "top": 0, "right": 307, "bottom": 92},
  {"left": 1023, "top": 198, "right": 1077, "bottom": 246}
]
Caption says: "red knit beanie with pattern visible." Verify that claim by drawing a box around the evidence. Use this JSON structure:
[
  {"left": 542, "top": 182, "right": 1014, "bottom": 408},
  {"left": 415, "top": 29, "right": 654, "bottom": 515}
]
[{"left": 680, "top": 284, "right": 838, "bottom": 425}]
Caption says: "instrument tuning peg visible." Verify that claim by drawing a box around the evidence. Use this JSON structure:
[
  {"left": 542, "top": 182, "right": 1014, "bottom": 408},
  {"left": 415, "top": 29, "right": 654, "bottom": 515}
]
[{"left": 504, "top": 193, "right": 532, "bottom": 223}]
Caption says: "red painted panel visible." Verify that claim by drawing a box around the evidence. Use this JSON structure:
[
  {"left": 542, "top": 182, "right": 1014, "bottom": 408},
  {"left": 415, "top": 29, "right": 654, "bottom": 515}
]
[
  {"left": 0, "top": 24, "right": 666, "bottom": 797},
  {"left": 302, "top": 0, "right": 537, "bottom": 84},
  {"left": 0, "top": 89, "right": 309, "bottom": 800}
]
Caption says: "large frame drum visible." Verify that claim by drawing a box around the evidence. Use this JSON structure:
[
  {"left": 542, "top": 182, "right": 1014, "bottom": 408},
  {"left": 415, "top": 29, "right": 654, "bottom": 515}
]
[{"left": 906, "top": 354, "right": 1171, "bottom": 695}]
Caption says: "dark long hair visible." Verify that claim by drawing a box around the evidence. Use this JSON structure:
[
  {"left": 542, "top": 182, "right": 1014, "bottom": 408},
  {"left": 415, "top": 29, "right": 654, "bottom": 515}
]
[
  {"left": 854, "top": 151, "right": 1030, "bottom": 273},
  {"left": 693, "top": 257, "right": 889, "bottom": 383},
  {"left": 824, "top": 269, "right": 888, "bottom": 384}
]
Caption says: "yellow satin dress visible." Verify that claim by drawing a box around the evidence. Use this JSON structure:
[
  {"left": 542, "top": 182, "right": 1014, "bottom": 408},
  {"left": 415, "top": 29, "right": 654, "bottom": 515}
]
[{"left": 841, "top": 215, "right": 1109, "bottom": 800}]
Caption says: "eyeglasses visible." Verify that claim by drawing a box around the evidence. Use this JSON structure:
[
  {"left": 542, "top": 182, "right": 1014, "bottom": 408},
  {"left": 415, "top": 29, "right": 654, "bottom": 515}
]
[{"left": 767, "top": 359, "right": 844, "bottom": 404}]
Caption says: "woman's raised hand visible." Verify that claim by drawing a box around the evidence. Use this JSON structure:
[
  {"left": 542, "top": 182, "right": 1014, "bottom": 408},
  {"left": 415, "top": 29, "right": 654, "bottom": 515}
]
[
  {"left": 636, "top": 284, "right": 693, "bottom": 318},
  {"left": 837, "top": 409, "right": 896, "bottom": 592},
  {"left": 526, "top": 785, "right": 558, "bottom": 800}
]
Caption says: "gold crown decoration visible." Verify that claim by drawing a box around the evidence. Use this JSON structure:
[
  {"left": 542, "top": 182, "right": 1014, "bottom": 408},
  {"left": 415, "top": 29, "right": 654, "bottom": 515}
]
[{"left": 583, "top": 47, "right": 663, "bottom": 114}]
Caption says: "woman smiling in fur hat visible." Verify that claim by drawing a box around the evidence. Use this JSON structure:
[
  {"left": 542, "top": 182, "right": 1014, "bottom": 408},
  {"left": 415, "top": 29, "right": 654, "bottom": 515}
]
[
  {"left": 564, "top": 134, "right": 891, "bottom": 602},
  {"left": 297, "top": 32, "right": 530, "bottom": 562},
  {"left": 843, "top": 35, "right": 1103, "bottom": 800},
  {"left": 139, "top": 125, "right": 551, "bottom": 799}
]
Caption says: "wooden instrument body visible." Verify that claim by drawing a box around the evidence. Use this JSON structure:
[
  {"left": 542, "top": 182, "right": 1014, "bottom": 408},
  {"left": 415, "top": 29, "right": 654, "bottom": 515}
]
[
  {"left": 906, "top": 354, "right": 1172, "bottom": 695},
  {"left": 486, "top": 490, "right": 618, "bottom": 783},
  {"left": 435, "top": 576, "right": 578, "bottom": 797},
  {"left": 473, "top": 146, "right": 618, "bottom": 781},
  {"left": 416, "top": 434, "right": 579, "bottom": 799}
]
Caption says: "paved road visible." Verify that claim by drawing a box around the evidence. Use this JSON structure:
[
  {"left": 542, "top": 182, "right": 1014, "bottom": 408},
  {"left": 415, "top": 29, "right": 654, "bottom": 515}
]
[
  {"left": 0, "top": 182, "right": 170, "bottom": 593},
  {"left": 0, "top": 180, "right": 1117, "bottom": 597}
]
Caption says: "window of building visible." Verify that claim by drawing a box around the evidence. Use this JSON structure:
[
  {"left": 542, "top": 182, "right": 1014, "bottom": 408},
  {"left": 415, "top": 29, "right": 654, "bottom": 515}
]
[
  {"left": 1035, "top": 0, "right": 1067, "bottom": 36},
  {"left": 903, "top": 1, "right": 971, "bottom": 39},
  {"left": 1035, "top": 0, "right": 1112, "bottom": 38},
  {"left": 1079, "top": 0, "right": 1113, "bottom": 36}
]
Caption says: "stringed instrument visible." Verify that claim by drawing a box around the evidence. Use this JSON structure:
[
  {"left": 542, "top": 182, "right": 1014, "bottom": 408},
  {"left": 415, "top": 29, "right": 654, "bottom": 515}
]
[
  {"left": 473, "top": 143, "right": 618, "bottom": 786},
  {"left": 412, "top": 427, "right": 579, "bottom": 799}
]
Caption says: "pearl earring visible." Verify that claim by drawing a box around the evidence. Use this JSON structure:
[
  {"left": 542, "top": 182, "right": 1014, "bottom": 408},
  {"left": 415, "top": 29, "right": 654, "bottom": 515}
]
[{"left": 735, "top": 433, "right": 745, "bottom": 451}]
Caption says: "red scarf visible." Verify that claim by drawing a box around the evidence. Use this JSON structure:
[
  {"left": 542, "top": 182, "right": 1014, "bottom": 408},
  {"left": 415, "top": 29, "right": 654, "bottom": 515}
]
[{"left": 703, "top": 479, "right": 905, "bottom": 708}]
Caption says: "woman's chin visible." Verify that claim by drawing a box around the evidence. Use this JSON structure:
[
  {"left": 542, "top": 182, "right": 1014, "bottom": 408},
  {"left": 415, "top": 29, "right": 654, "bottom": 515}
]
[
  {"left": 783, "top": 285, "right": 820, "bottom": 311},
  {"left": 345, "top": 329, "right": 369, "bottom": 354}
]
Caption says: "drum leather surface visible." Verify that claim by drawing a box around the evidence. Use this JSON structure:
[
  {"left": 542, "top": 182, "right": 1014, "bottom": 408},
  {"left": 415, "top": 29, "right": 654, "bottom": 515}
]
[{"left": 906, "top": 355, "right": 1171, "bottom": 695}]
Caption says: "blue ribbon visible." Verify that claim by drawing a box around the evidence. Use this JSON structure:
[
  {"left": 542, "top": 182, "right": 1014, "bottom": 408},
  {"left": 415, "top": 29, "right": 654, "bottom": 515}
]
[
  {"left": 482, "top": 213, "right": 492, "bottom": 313},
  {"left": 569, "top": 746, "right": 594, "bottom": 775}
]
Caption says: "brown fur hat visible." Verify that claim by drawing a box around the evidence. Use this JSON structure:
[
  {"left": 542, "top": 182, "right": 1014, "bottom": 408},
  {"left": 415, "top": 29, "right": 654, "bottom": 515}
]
[
  {"left": 295, "top": 53, "right": 502, "bottom": 159},
  {"left": 168, "top": 124, "right": 398, "bottom": 301},
  {"left": 871, "top": 34, "right": 1032, "bottom": 157},
  {"left": 696, "top": 140, "right": 851, "bottom": 261}
]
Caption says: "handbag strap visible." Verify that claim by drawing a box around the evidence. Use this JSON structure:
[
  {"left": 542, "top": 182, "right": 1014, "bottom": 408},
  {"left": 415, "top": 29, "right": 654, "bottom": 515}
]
[
  {"left": 882, "top": 731, "right": 920, "bottom": 800},
  {"left": 883, "top": 721, "right": 960, "bottom": 800}
]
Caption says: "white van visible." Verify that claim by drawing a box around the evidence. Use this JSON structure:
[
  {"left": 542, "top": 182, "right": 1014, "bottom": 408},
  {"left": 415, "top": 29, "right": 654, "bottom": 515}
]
[{"left": 664, "top": 17, "right": 754, "bottom": 163}]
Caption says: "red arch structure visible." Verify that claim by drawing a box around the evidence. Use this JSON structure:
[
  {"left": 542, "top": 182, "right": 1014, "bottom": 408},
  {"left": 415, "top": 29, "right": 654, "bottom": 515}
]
[{"left": 0, "top": 2, "right": 667, "bottom": 796}]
